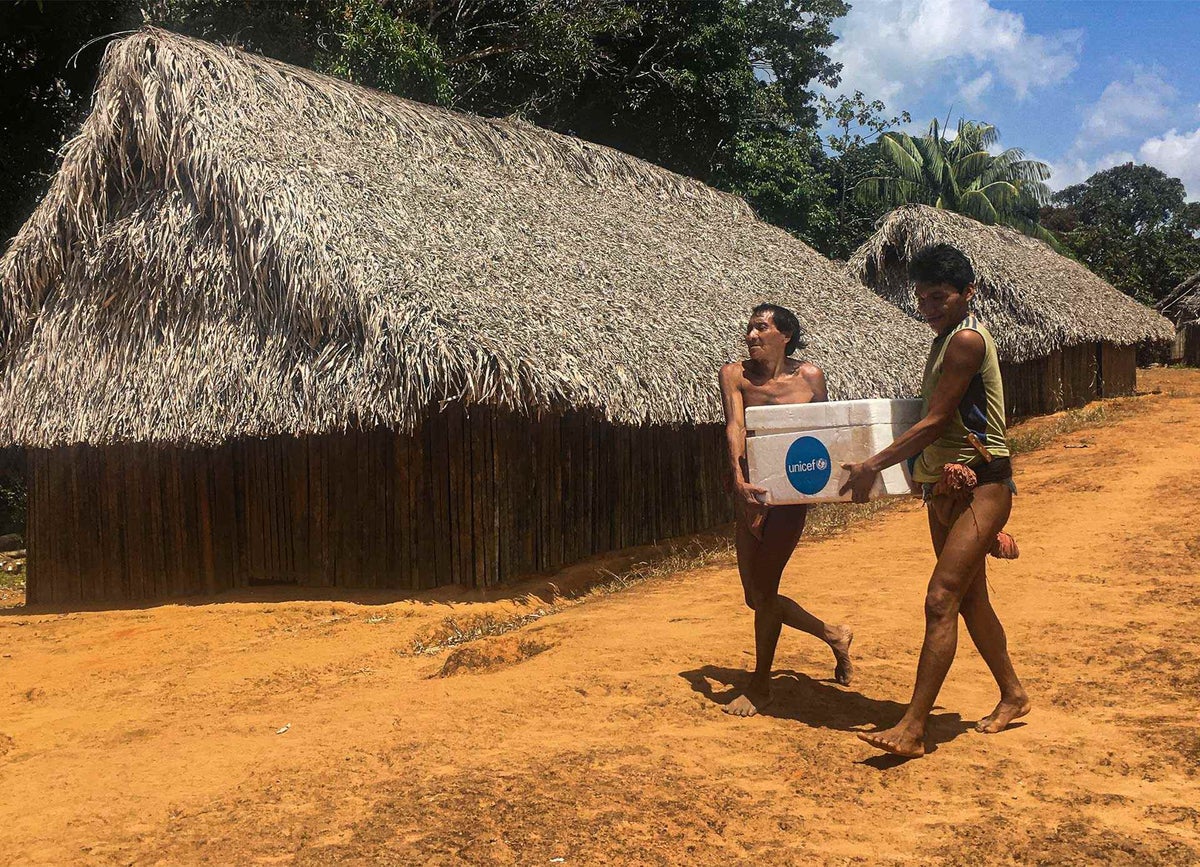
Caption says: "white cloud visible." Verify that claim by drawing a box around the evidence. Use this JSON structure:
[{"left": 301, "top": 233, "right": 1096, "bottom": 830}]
[
  {"left": 1048, "top": 71, "right": 1198, "bottom": 200},
  {"left": 959, "top": 72, "right": 994, "bottom": 106},
  {"left": 1139, "top": 127, "right": 1200, "bottom": 200},
  {"left": 1043, "top": 133, "right": 1199, "bottom": 201},
  {"left": 829, "top": 0, "right": 1081, "bottom": 105},
  {"left": 1045, "top": 151, "right": 1136, "bottom": 191},
  {"left": 1077, "top": 71, "right": 1175, "bottom": 147}
]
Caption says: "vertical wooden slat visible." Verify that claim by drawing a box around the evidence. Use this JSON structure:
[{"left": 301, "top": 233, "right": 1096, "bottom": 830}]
[
  {"left": 444, "top": 407, "right": 462, "bottom": 586},
  {"left": 427, "top": 412, "right": 448, "bottom": 588},
  {"left": 231, "top": 442, "right": 249, "bottom": 586},
  {"left": 164, "top": 447, "right": 186, "bottom": 595},
  {"left": 96, "top": 447, "right": 124, "bottom": 600},
  {"left": 491, "top": 412, "right": 505, "bottom": 584},
  {"left": 417, "top": 420, "right": 436, "bottom": 589},
  {"left": 195, "top": 449, "right": 216, "bottom": 595},
  {"left": 405, "top": 427, "right": 421, "bottom": 590},
  {"left": 371, "top": 428, "right": 389, "bottom": 588},
  {"left": 129, "top": 444, "right": 150, "bottom": 599},
  {"left": 25, "top": 451, "right": 44, "bottom": 605},
  {"left": 61, "top": 446, "right": 82, "bottom": 604},
  {"left": 316, "top": 434, "right": 332, "bottom": 587},
  {"left": 215, "top": 444, "right": 239, "bottom": 589},
  {"left": 330, "top": 433, "right": 347, "bottom": 587}
]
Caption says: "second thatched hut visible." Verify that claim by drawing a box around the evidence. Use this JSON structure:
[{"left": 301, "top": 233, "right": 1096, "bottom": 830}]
[
  {"left": 1158, "top": 272, "right": 1200, "bottom": 365},
  {"left": 0, "top": 29, "right": 929, "bottom": 605},
  {"left": 847, "top": 205, "right": 1175, "bottom": 417}
]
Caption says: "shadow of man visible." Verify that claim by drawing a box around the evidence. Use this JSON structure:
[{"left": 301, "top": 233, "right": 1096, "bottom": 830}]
[{"left": 680, "top": 664, "right": 971, "bottom": 760}]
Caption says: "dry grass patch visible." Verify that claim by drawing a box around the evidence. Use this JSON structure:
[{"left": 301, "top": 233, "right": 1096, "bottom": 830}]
[
  {"left": 437, "top": 635, "right": 553, "bottom": 677},
  {"left": 1008, "top": 394, "right": 1152, "bottom": 455}
]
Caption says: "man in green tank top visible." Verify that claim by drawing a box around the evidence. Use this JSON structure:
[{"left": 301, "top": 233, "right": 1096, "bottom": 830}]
[{"left": 840, "top": 244, "right": 1029, "bottom": 758}]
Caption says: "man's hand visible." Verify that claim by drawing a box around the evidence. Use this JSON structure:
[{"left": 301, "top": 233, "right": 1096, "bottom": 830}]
[
  {"left": 736, "top": 481, "right": 770, "bottom": 539},
  {"left": 839, "top": 462, "right": 879, "bottom": 504}
]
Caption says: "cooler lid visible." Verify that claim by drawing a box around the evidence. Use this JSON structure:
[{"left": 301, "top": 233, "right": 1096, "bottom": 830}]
[{"left": 745, "top": 398, "right": 922, "bottom": 433}]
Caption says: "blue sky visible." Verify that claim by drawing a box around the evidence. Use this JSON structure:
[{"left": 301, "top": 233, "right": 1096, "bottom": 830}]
[{"left": 824, "top": 0, "right": 1200, "bottom": 198}]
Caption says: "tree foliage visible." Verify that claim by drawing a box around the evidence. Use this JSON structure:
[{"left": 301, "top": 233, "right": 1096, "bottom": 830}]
[
  {"left": 1, "top": 0, "right": 849, "bottom": 249},
  {"left": 816, "top": 91, "right": 907, "bottom": 258},
  {"left": 1043, "top": 163, "right": 1200, "bottom": 304},
  {"left": 860, "top": 117, "right": 1055, "bottom": 243},
  {"left": 0, "top": 0, "right": 143, "bottom": 242}
]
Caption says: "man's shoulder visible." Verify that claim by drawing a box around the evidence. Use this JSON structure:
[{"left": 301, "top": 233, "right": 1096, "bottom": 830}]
[
  {"left": 719, "top": 360, "right": 749, "bottom": 385},
  {"left": 947, "top": 326, "right": 986, "bottom": 349},
  {"left": 793, "top": 360, "right": 825, "bottom": 384},
  {"left": 951, "top": 315, "right": 994, "bottom": 341},
  {"left": 943, "top": 327, "right": 986, "bottom": 368}
]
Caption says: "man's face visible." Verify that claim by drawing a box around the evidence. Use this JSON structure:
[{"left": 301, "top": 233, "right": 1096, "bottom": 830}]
[
  {"left": 745, "top": 312, "right": 791, "bottom": 359},
  {"left": 915, "top": 281, "right": 974, "bottom": 333}
]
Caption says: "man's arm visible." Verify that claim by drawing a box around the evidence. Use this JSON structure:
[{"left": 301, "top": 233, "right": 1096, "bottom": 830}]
[
  {"left": 839, "top": 330, "right": 986, "bottom": 502},
  {"left": 720, "top": 363, "right": 769, "bottom": 534},
  {"left": 801, "top": 364, "right": 828, "bottom": 403},
  {"left": 719, "top": 363, "right": 750, "bottom": 483}
]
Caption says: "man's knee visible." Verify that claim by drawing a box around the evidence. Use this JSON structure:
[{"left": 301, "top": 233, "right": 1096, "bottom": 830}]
[
  {"left": 924, "top": 584, "right": 959, "bottom": 622},
  {"left": 746, "top": 589, "right": 778, "bottom": 613}
]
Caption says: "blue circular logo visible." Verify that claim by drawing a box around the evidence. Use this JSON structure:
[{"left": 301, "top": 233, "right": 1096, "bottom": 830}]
[{"left": 785, "top": 436, "right": 832, "bottom": 495}]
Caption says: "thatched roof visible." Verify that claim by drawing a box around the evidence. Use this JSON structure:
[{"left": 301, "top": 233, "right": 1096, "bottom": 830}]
[
  {"left": 0, "top": 28, "right": 927, "bottom": 448},
  {"left": 846, "top": 205, "right": 1174, "bottom": 364},
  {"left": 1158, "top": 271, "right": 1200, "bottom": 326}
]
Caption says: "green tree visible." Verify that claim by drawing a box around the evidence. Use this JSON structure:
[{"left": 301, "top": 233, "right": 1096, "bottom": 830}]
[
  {"left": 525, "top": 0, "right": 847, "bottom": 210},
  {"left": 720, "top": 127, "right": 836, "bottom": 247},
  {"left": 2, "top": 0, "right": 849, "bottom": 250},
  {"left": 318, "top": 0, "right": 451, "bottom": 104},
  {"left": 816, "top": 91, "right": 907, "bottom": 258},
  {"left": 1043, "top": 163, "right": 1200, "bottom": 304},
  {"left": 0, "top": 0, "right": 144, "bottom": 243},
  {"left": 860, "top": 117, "right": 1055, "bottom": 242}
]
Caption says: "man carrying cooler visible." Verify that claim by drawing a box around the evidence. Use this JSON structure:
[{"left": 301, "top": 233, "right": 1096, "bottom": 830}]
[
  {"left": 841, "top": 244, "right": 1029, "bottom": 758},
  {"left": 719, "top": 303, "right": 854, "bottom": 717}
]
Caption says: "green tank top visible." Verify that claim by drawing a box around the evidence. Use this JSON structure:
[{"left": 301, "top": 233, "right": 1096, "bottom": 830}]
[{"left": 913, "top": 314, "right": 1009, "bottom": 484}]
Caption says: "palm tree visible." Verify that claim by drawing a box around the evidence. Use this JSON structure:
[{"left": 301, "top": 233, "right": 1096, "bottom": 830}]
[{"left": 859, "top": 117, "right": 1056, "bottom": 243}]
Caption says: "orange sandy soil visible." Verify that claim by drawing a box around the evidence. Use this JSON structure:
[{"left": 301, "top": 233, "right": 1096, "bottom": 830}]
[{"left": 2, "top": 369, "right": 1199, "bottom": 866}]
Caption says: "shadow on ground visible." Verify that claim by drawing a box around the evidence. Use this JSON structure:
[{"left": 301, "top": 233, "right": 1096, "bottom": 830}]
[{"left": 681, "top": 664, "right": 973, "bottom": 762}]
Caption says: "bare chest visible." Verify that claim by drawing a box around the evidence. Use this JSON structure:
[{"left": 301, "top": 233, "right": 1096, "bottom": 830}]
[{"left": 740, "top": 375, "right": 815, "bottom": 409}]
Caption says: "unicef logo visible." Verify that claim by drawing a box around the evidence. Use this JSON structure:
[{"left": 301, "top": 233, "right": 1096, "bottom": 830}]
[{"left": 785, "top": 436, "right": 832, "bottom": 495}]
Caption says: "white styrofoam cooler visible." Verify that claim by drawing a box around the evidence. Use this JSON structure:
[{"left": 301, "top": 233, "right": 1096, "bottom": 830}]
[{"left": 745, "top": 398, "right": 923, "bottom": 504}]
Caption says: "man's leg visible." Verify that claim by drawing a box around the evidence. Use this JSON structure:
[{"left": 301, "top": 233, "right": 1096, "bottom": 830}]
[
  {"left": 925, "top": 495, "right": 1029, "bottom": 732},
  {"left": 858, "top": 484, "right": 1012, "bottom": 756},
  {"left": 960, "top": 560, "right": 1030, "bottom": 732},
  {"left": 726, "top": 507, "right": 853, "bottom": 717}
]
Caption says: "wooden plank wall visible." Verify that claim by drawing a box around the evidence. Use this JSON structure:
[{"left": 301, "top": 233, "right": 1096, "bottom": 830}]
[
  {"left": 1183, "top": 324, "right": 1200, "bottom": 367},
  {"left": 1169, "top": 330, "right": 1186, "bottom": 364},
  {"left": 26, "top": 410, "right": 733, "bottom": 604},
  {"left": 1001, "top": 341, "right": 1127, "bottom": 418},
  {"left": 1060, "top": 343, "right": 1099, "bottom": 409},
  {"left": 1097, "top": 343, "right": 1137, "bottom": 397}
]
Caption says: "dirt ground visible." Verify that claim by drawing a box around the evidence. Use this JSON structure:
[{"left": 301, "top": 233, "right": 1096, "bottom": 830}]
[{"left": 2, "top": 368, "right": 1198, "bottom": 866}]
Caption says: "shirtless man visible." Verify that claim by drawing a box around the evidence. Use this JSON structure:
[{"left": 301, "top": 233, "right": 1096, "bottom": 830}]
[
  {"left": 841, "top": 244, "right": 1030, "bottom": 757},
  {"left": 719, "top": 303, "right": 855, "bottom": 717}
]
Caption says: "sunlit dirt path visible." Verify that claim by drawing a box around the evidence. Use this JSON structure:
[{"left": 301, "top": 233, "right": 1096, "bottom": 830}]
[{"left": 2, "top": 369, "right": 1198, "bottom": 865}]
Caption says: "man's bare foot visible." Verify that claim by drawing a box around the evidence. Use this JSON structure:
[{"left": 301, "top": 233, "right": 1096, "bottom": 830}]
[
  {"left": 723, "top": 681, "right": 773, "bottom": 717},
  {"left": 827, "top": 626, "right": 854, "bottom": 686},
  {"left": 857, "top": 725, "right": 925, "bottom": 758},
  {"left": 975, "top": 695, "right": 1030, "bottom": 733}
]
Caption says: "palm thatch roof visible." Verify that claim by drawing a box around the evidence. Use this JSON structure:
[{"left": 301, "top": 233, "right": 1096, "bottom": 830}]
[
  {"left": 1158, "top": 271, "right": 1200, "bottom": 326},
  {"left": 0, "top": 28, "right": 927, "bottom": 449},
  {"left": 846, "top": 205, "right": 1174, "bottom": 363}
]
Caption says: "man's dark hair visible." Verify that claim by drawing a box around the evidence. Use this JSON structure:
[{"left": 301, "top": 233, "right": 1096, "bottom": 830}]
[
  {"left": 908, "top": 243, "right": 975, "bottom": 291},
  {"left": 751, "top": 303, "right": 807, "bottom": 355}
]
